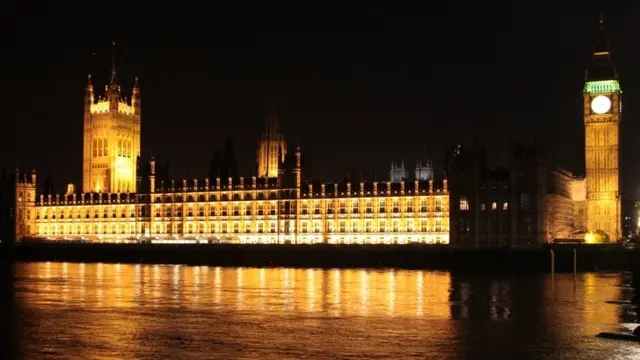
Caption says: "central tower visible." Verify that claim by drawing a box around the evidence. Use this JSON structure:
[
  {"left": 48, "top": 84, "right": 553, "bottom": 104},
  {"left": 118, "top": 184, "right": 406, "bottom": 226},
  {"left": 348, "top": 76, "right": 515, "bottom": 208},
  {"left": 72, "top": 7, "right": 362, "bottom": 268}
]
[
  {"left": 583, "top": 15, "right": 621, "bottom": 241},
  {"left": 257, "top": 106, "right": 287, "bottom": 178},
  {"left": 82, "top": 43, "right": 141, "bottom": 193}
]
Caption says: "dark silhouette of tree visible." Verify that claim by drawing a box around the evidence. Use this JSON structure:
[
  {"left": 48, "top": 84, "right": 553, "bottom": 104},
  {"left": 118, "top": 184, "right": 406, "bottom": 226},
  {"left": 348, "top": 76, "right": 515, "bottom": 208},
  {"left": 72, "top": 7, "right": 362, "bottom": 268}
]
[
  {"left": 155, "top": 157, "right": 171, "bottom": 188},
  {"left": 221, "top": 136, "right": 237, "bottom": 180},
  {"left": 302, "top": 150, "right": 313, "bottom": 182},
  {"left": 135, "top": 155, "right": 147, "bottom": 192},
  {"left": 207, "top": 136, "right": 238, "bottom": 182},
  {"left": 208, "top": 149, "right": 222, "bottom": 180},
  {"left": 43, "top": 172, "right": 55, "bottom": 196}
]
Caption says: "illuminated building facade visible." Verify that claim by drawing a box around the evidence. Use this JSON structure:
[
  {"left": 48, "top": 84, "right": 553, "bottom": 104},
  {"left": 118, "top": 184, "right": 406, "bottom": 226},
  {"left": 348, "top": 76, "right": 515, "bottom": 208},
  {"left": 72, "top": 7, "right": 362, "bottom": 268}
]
[
  {"left": 83, "top": 44, "right": 141, "bottom": 194},
  {"left": 24, "top": 154, "right": 450, "bottom": 244},
  {"left": 571, "top": 177, "right": 587, "bottom": 236},
  {"left": 583, "top": 16, "right": 621, "bottom": 241},
  {"left": 544, "top": 168, "right": 584, "bottom": 241}
]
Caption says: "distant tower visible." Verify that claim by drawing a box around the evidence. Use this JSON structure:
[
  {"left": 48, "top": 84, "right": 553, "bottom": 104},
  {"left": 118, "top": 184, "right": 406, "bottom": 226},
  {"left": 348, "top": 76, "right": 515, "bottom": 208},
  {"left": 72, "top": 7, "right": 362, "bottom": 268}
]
[
  {"left": 14, "top": 169, "right": 36, "bottom": 241},
  {"left": 82, "top": 42, "right": 141, "bottom": 193},
  {"left": 257, "top": 105, "right": 287, "bottom": 178},
  {"left": 389, "top": 160, "right": 407, "bottom": 182},
  {"left": 415, "top": 159, "right": 434, "bottom": 180},
  {"left": 583, "top": 13, "right": 621, "bottom": 240}
]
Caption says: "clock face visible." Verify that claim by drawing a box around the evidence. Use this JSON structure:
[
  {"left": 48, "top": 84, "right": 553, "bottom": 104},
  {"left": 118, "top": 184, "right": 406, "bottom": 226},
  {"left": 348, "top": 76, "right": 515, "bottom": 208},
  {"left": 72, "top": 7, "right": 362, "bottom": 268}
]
[{"left": 591, "top": 95, "right": 611, "bottom": 114}]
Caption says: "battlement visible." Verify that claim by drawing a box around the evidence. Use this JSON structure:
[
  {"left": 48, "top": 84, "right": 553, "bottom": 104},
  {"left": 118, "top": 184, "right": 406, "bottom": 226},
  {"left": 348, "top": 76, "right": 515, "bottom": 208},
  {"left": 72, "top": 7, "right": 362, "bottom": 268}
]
[
  {"left": 34, "top": 176, "right": 449, "bottom": 207},
  {"left": 89, "top": 100, "right": 134, "bottom": 115},
  {"left": 15, "top": 168, "right": 37, "bottom": 187},
  {"left": 301, "top": 179, "right": 446, "bottom": 198},
  {"left": 37, "top": 192, "right": 138, "bottom": 206},
  {"left": 149, "top": 176, "right": 447, "bottom": 198}
]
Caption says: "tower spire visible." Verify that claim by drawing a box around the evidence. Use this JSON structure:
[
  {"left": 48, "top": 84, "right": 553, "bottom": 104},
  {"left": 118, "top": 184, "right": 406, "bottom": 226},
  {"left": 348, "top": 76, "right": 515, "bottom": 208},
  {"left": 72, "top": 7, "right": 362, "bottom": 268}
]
[
  {"left": 586, "top": 11, "right": 616, "bottom": 81},
  {"left": 110, "top": 41, "right": 117, "bottom": 85}
]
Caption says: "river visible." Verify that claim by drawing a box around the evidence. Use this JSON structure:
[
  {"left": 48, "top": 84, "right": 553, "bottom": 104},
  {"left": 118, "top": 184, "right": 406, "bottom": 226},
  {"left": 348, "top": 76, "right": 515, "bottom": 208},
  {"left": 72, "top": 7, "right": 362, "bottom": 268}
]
[{"left": 0, "top": 262, "right": 638, "bottom": 359}]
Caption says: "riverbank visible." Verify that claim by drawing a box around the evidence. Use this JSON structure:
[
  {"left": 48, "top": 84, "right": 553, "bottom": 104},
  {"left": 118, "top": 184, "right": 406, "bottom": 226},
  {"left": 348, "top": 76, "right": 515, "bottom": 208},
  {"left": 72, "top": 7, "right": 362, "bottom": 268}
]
[{"left": 1, "top": 242, "right": 638, "bottom": 272}]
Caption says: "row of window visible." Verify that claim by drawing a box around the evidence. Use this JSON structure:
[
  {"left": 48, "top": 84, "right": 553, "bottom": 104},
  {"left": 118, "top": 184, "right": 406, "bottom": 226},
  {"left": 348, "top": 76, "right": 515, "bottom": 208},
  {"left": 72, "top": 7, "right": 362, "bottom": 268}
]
[
  {"left": 39, "top": 219, "right": 446, "bottom": 236},
  {"left": 92, "top": 138, "right": 108, "bottom": 157},
  {"left": 117, "top": 138, "right": 134, "bottom": 158},
  {"left": 458, "top": 194, "right": 530, "bottom": 211},
  {"left": 152, "top": 193, "right": 446, "bottom": 202},
  {"left": 38, "top": 207, "right": 447, "bottom": 220},
  {"left": 151, "top": 205, "right": 445, "bottom": 217},
  {"left": 92, "top": 138, "right": 134, "bottom": 158},
  {"left": 37, "top": 199, "right": 447, "bottom": 219}
]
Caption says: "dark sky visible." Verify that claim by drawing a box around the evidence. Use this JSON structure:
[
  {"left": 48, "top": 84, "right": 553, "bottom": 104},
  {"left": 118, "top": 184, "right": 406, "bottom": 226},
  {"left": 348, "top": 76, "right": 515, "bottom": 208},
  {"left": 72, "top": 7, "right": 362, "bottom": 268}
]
[{"left": 3, "top": 2, "right": 640, "bottom": 198}]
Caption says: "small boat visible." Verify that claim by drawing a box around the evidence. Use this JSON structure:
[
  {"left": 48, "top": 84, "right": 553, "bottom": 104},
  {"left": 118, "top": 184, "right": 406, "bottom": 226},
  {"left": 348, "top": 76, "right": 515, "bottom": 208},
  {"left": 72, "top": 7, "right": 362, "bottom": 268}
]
[{"left": 597, "top": 332, "right": 640, "bottom": 341}]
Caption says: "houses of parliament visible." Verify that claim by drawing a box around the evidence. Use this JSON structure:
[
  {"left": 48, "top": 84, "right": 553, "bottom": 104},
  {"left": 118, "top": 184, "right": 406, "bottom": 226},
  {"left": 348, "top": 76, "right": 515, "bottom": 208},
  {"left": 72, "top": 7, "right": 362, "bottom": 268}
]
[
  {"left": 8, "top": 18, "right": 624, "bottom": 247},
  {"left": 10, "top": 46, "right": 450, "bottom": 245}
]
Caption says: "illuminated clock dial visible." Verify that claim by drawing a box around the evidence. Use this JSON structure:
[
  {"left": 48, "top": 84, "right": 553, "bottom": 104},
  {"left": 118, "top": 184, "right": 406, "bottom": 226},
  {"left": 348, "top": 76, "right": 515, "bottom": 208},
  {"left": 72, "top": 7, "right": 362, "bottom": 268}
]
[{"left": 591, "top": 95, "right": 611, "bottom": 114}]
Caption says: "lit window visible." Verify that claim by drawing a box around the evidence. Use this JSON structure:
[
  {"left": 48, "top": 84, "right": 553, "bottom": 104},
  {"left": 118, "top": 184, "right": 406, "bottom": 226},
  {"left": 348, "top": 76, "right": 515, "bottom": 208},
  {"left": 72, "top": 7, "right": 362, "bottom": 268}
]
[
  {"left": 459, "top": 197, "right": 469, "bottom": 211},
  {"left": 491, "top": 202, "right": 497, "bottom": 210},
  {"left": 481, "top": 204, "right": 486, "bottom": 211},
  {"left": 503, "top": 202, "right": 508, "bottom": 210}
]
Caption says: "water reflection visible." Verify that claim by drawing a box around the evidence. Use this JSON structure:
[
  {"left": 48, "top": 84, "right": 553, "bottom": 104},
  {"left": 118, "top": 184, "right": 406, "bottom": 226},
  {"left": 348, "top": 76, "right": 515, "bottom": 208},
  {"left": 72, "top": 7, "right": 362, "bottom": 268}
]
[
  {"left": 3, "top": 263, "right": 640, "bottom": 359},
  {"left": 16, "top": 264, "right": 458, "bottom": 317}
]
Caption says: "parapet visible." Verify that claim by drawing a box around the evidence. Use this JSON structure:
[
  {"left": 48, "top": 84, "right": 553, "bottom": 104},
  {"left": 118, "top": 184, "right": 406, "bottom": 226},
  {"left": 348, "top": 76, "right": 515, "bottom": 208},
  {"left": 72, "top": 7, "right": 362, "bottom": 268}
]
[
  {"left": 34, "top": 176, "right": 448, "bottom": 206},
  {"left": 300, "top": 179, "right": 447, "bottom": 199},
  {"left": 15, "top": 168, "right": 36, "bottom": 186},
  {"left": 37, "top": 191, "right": 139, "bottom": 206}
]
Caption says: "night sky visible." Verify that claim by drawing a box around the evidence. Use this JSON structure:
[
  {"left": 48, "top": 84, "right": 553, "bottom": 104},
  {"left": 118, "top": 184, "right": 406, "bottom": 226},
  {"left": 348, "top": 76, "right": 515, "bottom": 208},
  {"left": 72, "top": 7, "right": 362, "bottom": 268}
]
[{"left": 3, "top": 2, "right": 640, "bottom": 198}]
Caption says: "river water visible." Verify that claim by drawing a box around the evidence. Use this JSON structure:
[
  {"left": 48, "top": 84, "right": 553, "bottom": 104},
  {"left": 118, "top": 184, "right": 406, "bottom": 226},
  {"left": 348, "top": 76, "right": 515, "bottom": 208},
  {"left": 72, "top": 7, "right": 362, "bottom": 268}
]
[{"left": 0, "top": 262, "right": 639, "bottom": 359}]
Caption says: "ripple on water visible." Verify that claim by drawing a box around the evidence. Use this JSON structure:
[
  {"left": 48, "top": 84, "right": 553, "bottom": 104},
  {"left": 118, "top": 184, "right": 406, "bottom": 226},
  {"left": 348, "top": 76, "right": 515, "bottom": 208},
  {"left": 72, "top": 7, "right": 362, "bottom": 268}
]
[{"left": 1, "top": 264, "right": 640, "bottom": 360}]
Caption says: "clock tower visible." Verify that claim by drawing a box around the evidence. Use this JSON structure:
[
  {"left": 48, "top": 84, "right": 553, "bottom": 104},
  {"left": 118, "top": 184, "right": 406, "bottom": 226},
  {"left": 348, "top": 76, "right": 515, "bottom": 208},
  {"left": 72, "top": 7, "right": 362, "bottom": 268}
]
[{"left": 583, "top": 14, "right": 621, "bottom": 241}]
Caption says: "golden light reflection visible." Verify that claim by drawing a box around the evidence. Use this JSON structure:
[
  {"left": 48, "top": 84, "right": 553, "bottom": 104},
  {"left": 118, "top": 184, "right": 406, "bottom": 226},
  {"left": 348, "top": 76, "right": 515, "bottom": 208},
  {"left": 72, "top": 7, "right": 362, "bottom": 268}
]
[
  {"left": 96, "top": 263, "right": 104, "bottom": 305},
  {"left": 331, "top": 269, "right": 341, "bottom": 316},
  {"left": 135, "top": 264, "right": 142, "bottom": 299},
  {"left": 388, "top": 271, "right": 396, "bottom": 316},
  {"left": 236, "top": 267, "right": 244, "bottom": 310},
  {"left": 193, "top": 266, "right": 201, "bottom": 303},
  {"left": 360, "top": 270, "right": 368, "bottom": 316},
  {"left": 26, "top": 263, "right": 453, "bottom": 318},
  {"left": 214, "top": 267, "right": 221, "bottom": 305},
  {"left": 79, "top": 263, "right": 86, "bottom": 298},
  {"left": 284, "top": 268, "right": 293, "bottom": 312},
  {"left": 153, "top": 265, "right": 160, "bottom": 299},
  {"left": 45, "top": 261, "right": 51, "bottom": 279},
  {"left": 17, "top": 264, "right": 640, "bottom": 359},
  {"left": 172, "top": 265, "right": 181, "bottom": 302},
  {"left": 60, "top": 263, "right": 69, "bottom": 302},
  {"left": 114, "top": 263, "right": 122, "bottom": 300},
  {"left": 417, "top": 271, "right": 424, "bottom": 316},
  {"left": 582, "top": 273, "right": 619, "bottom": 326},
  {"left": 307, "top": 269, "right": 316, "bottom": 312}
]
